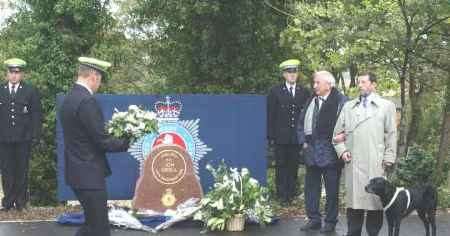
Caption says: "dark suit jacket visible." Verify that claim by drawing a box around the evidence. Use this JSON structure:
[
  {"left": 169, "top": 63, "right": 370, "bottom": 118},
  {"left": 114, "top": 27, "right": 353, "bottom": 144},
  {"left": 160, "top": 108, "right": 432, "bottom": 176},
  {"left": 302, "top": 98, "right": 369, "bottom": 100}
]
[
  {"left": 297, "top": 88, "right": 347, "bottom": 167},
  {"left": 0, "top": 81, "right": 42, "bottom": 143},
  {"left": 267, "top": 83, "right": 310, "bottom": 145},
  {"left": 60, "top": 84, "right": 129, "bottom": 189}
]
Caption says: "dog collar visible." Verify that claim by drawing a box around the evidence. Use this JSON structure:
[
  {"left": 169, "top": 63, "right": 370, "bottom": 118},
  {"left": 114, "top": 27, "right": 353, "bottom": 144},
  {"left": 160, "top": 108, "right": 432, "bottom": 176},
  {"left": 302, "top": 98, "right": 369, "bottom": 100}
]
[{"left": 383, "top": 187, "right": 411, "bottom": 211}]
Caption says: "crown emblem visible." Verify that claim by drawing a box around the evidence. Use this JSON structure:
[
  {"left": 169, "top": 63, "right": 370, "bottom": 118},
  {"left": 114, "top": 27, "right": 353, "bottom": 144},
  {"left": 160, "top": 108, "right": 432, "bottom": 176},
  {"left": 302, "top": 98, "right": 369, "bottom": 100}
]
[{"left": 154, "top": 96, "right": 182, "bottom": 121}]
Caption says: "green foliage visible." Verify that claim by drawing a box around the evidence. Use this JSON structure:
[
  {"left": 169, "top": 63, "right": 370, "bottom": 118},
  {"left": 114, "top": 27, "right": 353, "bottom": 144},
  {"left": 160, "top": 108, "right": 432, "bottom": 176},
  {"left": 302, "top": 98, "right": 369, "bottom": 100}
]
[
  {"left": 1, "top": 0, "right": 449, "bottom": 207},
  {"left": 393, "top": 145, "right": 449, "bottom": 187},
  {"left": 124, "top": 0, "right": 290, "bottom": 94},
  {"left": 0, "top": 0, "right": 113, "bottom": 205},
  {"left": 437, "top": 187, "right": 450, "bottom": 208},
  {"left": 194, "top": 161, "right": 273, "bottom": 231}
]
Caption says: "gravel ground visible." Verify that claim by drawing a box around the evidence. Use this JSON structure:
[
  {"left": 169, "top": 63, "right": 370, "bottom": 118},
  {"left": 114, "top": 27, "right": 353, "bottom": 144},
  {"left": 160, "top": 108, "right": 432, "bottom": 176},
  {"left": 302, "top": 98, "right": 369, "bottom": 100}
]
[{"left": 0, "top": 206, "right": 81, "bottom": 221}]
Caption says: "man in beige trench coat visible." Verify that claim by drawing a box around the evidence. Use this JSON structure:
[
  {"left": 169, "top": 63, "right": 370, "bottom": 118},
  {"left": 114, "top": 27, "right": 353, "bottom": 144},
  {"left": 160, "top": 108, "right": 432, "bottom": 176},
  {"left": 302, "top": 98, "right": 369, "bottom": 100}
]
[{"left": 333, "top": 72, "right": 397, "bottom": 236}]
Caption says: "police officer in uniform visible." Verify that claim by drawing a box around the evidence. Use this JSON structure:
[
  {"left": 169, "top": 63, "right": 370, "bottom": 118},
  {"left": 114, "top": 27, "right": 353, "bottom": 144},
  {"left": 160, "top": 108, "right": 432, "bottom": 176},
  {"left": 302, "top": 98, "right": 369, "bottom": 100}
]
[
  {"left": 0, "top": 58, "right": 42, "bottom": 211},
  {"left": 267, "top": 59, "right": 310, "bottom": 204},
  {"left": 61, "top": 57, "right": 130, "bottom": 236}
]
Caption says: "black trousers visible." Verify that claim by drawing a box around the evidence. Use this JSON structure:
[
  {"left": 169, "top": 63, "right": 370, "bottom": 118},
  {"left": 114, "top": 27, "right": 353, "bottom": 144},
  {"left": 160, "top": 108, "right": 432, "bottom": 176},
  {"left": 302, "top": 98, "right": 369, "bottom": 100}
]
[
  {"left": 72, "top": 188, "right": 110, "bottom": 236},
  {"left": 274, "top": 144, "right": 301, "bottom": 203},
  {"left": 0, "top": 142, "right": 31, "bottom": 209},
  {"left": 304, "top": 165, "right": 341, "bottom": 225},
  {"left": 346, "top": 208, "right": 383, "bottom": 236}
]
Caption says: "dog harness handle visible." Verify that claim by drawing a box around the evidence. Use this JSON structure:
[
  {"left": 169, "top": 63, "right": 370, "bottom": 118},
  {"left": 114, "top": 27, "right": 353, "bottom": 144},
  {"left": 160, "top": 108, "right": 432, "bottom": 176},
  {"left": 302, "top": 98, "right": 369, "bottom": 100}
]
[{"left": 383, "top": 187, "right": 411, "bottom": 212}]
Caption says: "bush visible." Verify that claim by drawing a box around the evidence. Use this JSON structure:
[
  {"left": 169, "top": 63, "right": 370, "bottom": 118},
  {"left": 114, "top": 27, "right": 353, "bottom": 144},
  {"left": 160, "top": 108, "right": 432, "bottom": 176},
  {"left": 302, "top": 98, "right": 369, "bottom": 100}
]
[{"left": 392, "top": 145, "right": 449, "bottom": 187}]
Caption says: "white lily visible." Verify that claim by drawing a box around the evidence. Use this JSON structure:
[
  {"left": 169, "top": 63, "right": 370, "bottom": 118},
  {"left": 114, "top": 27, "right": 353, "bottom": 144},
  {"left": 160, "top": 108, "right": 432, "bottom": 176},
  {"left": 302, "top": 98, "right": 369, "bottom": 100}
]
[
  {"left": 128, "top": 105, "right": 139, "bottom": 111},
  {"left": 241, "top": 168, "right": 249, "bottom": 176}
]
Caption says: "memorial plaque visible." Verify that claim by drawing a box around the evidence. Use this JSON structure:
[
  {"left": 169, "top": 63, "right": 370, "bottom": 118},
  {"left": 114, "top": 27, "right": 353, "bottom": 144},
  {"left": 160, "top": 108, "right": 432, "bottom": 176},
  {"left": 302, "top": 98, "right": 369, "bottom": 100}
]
[{"left": 132, "top": 144, "right": 203, "bottom": 211}]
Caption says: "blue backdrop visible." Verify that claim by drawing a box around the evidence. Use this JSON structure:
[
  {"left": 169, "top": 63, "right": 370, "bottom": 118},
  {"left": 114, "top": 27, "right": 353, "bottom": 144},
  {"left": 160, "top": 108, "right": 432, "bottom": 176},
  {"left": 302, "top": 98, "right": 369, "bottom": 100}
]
[{"left": 56, "top": 94, "right": 267, "bottom": 200}]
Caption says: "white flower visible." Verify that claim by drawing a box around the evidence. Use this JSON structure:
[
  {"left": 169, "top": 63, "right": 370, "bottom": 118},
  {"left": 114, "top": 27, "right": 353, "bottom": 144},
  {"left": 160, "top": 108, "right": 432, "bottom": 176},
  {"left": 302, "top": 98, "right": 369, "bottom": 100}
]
[
  {"left": 211, "top": 198, "right": 224, "bottom": 210},
  {"left": 112, "top": 112, "right": 127, "bottom": 120},
  {"left": 144, "top": 111, "right": 157, "bottom": 120},
  {"left": 230, "top": 168, "right": 240, "bottom": 181},
  {"left": 125, "top": 115, "right": 137, "bottom": 124},
  {"left": 107, "top": 105, "right": 157, "bottom": 141},
  {"left": 254, "top": 199, "right": 261, "bottom": 208},
  {"left": 125, "top": 123, "right": 133, "bottom": 132},
  {"left": 193, "top": 211, "right": 203, "bottom": 220},
  {"left": 231, "top": 181, "right": 239, "bottom": 193},
  {"left": 241, "top": 168, "right": 249, "bottom": 176},
  {"left": 249, "top": 178, "right": 259, "bottom": 187},
  {"left": 201, "top": 198, "right": 211, "bottom": 205},
  {"left": 128, "top": 105, "right": 139, "bottom": 111},
  {"left": 229, "top": 193, "right": 234, "bottom": 203},
  {"left": 205, "top": 164, "right": 212, "bottom": 171},
  {"left": 223, "top": 175, "right": 230, "bottom": 183}
]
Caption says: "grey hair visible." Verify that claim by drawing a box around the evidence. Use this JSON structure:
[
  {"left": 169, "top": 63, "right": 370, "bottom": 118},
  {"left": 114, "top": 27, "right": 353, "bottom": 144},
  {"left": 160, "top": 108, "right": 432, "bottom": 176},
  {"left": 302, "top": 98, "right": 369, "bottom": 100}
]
[{"left": 314, "top": 70, "right": 336, "bottom": 87}]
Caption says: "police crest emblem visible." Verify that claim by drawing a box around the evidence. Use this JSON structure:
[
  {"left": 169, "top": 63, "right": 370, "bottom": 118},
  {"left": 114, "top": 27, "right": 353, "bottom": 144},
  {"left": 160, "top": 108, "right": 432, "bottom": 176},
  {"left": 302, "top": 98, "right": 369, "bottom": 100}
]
[{"left": 131, "top": 96, "right": 212, "bottom": 211}]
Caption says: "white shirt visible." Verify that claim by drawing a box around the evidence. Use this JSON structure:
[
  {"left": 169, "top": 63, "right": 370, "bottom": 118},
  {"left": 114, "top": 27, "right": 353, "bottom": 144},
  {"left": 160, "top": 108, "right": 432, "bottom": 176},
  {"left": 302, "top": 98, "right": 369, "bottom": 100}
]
[
  {"left": 317, "top": 92, "right": 330, "bottom": 110},
  {"left": 8, "top": 82, "right": 19, "bottom": 94},
  {"left": 360, "top": 92, "right": 374, "bottom": 108},
  {"left": 76, "top": 81, "right": 94, "bottom": 95},
  {"left": 285, "top": 82, "right": 296, "bottom": 97}
]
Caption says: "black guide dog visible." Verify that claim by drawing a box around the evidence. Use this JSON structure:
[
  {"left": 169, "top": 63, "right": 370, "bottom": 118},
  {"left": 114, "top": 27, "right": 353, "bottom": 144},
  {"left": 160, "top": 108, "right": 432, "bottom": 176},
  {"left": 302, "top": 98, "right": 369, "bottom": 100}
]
[{"left": 365, "top": 177, "right": 437, "bottom": 236}]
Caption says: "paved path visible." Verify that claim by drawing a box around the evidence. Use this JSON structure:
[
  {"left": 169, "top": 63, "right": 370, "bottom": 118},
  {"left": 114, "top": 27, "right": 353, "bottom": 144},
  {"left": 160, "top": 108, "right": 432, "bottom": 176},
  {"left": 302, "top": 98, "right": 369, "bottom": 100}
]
[{"left": 0, "top": 214, "right": 449, "bottom": 236}]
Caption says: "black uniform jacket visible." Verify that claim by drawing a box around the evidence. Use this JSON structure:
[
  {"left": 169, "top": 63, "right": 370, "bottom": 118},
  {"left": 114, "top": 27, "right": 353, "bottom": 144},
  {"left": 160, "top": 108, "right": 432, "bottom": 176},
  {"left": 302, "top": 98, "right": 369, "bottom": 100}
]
[
  {"left": 0, "top": 81, "right": 42, "bottom": 143},
  {"left": 267, "top": 83, "right": 310, "bottom": 145},
  {"left": 60, "top": 84, "right": 129, "bottom": 189}
]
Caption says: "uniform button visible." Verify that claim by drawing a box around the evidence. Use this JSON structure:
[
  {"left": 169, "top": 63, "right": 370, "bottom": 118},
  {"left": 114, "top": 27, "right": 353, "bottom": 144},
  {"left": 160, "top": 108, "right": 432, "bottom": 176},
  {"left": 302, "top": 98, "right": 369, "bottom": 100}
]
[
  {"left": 291, "top": 124, "right": 295, "bottom": 128},
  {"left": 12, "top": 122, "right": 15, "bottom": 126},
  {"left": 11, "top": 115, "right": 15, "bottom": 119},
  {"left": 11, "top": 102, "right": 15, "bottom": 105},
  {"left": 291, "top": 111, "right": 295, "bottom": 114},
  {"left": 11, "top": 109, "right": 15, "bottom": 112},
  {"left": 291, "top": 118, "right": 294, "bottom": 121}
]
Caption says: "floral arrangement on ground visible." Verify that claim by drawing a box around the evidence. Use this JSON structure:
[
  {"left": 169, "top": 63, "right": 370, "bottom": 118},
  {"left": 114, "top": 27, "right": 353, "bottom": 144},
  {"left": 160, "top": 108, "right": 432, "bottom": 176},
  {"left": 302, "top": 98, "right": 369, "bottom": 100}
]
[{"left": 193, "top": 161, "right": 273, "bottom": 231}]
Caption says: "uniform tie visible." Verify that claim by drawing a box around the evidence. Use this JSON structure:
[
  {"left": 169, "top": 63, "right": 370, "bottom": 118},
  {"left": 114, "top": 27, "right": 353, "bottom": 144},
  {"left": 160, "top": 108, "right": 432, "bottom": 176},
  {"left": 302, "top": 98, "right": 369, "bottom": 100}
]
[
  {"left": 10, "top": 84, "right": 17, "bottom": 97},
  {"left": 289, "top": 86, "right": 294, "bottom": 97}
]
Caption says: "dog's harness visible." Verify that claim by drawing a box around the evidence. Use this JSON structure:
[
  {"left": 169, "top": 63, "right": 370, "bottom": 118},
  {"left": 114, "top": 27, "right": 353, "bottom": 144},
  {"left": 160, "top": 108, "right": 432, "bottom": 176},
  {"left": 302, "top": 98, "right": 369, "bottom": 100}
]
[{"left": 383, "top": 187, "right": 411, "bottom": 212}]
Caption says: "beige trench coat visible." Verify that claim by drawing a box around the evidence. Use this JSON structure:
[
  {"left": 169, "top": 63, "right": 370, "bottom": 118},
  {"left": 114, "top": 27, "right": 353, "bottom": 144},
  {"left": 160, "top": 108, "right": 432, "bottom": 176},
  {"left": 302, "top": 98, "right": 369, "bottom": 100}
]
[{"left": 333, "top": 93, "right": 397, "bottom": 210}]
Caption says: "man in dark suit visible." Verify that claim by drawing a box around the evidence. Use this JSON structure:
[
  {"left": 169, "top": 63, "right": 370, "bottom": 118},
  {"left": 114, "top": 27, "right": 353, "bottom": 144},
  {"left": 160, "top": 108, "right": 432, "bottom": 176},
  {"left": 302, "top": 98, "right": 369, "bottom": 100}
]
[
  {"left": 267, "top": 59, "right": 310, "bottom": 204},
  {"left": 60, "top": 57, "right": 130, "bottom": 236},
  {"left": 0, "top": 58, "right": 42, "bottom": 211},
  {"left": 297, "top": 71, "right": 347, "bottom": 233}
]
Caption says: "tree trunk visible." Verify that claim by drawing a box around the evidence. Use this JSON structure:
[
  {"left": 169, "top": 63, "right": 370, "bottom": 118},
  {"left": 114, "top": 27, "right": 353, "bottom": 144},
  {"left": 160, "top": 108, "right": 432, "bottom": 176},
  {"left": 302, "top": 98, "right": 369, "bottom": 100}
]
[
  {"left": 397, "top": 73, "right": 408, "bottom": 157},
  {"left": 437, "top": 76, "right": 450, "bottom": 188},
  {"left": 349, "top": 62, "right": 357, "bottom": 88},
  {"left": 397, "top": 0, "right": 413, "bottom": 158},
  {"left": 406, "top": 76, "right": 422, "bottom": 148}
]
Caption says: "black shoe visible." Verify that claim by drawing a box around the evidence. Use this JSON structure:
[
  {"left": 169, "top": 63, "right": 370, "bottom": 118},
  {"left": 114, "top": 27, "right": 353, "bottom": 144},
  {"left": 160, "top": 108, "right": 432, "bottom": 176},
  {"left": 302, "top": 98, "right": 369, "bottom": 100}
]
[
  {"left": 320, "top": 223, "right": 336, "bottom": 233},
  {"left": 300, "top": 221, "right": 321, "bottom": 231}
]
